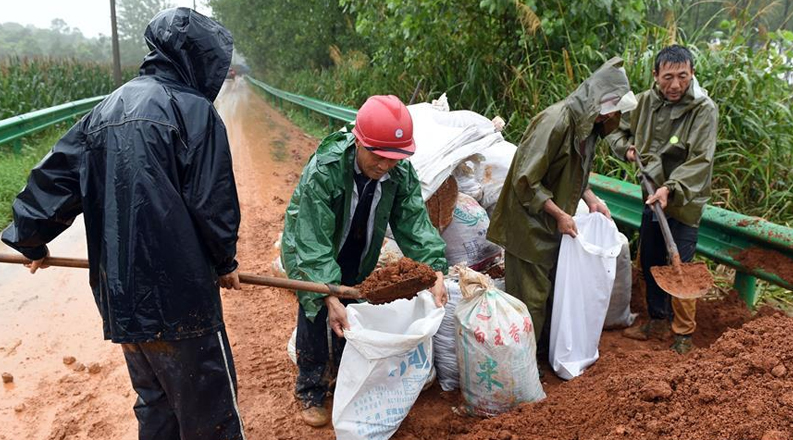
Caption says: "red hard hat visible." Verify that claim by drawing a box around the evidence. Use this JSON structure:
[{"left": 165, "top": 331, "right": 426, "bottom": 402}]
[{"left": 352, "top": 95, "right": 415, "bottom": 160}]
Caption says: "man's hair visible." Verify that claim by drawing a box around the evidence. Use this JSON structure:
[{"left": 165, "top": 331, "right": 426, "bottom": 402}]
[{"left": 654, "top": 45, "right": 694, "bottom": 72}]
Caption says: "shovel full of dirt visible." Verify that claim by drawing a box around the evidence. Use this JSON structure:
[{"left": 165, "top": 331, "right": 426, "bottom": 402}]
[
  {"left": 632, "top": 154, "right": 713, "bottom": 299},
  {"left": 0, "top": 254, "right": 437, "bottom": 304}
]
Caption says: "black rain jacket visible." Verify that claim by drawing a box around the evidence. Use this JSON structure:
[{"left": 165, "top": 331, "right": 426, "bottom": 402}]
[{"left": 1, "top": 8, "right": 240, "bottom": 343}]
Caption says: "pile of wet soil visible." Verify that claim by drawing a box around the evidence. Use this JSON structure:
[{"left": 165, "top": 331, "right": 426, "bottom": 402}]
[
  {"left": 735, "top": 248, "right": 793, "bottom": 285},
  {"left": 356, "top": 257, "right": 437, "bottom": 303},
  {"left": 457, "top": 312, "right": 793, "bottom": 440}
]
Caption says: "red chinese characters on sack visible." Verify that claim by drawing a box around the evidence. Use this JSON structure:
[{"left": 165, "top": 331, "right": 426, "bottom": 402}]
[
  {"left": 474, "top": 326, "right": 486, "bottom": 344},
  {"left": 509, "top": 323, "right": 520, "bottom": 343}
]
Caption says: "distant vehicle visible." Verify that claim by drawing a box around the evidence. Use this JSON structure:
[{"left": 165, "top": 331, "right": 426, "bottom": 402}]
[{"left": 226, "top": 68, "right": 236, "bottom": 79}]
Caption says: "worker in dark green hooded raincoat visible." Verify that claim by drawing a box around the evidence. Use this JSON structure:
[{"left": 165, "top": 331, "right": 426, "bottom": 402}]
[
  {"left": 487, "top": 57, "right": 637, "bottom": 353},
  {"left": 608, "top": 45, "right": 718, "bottom": 355},
  {"left": 280, "top": 95, "right": 448, "bottom": 427}
]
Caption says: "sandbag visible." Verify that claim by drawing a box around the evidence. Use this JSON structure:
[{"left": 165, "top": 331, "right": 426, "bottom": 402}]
[
  {"left": 433, "top": 279, "right": 463, "bottom": 391},
  {"left": 377, "top": 237, "right": 405, "bottom": 268},
  {"left": 272, "top": 255, "right": 286, "bottom": 278},
  {"left": 453, "top": 157, "right": 485, "bottom": 203},
  {"left": 455, "top": 267, "right": 545, "bottom": 416},
  {"left": 549, "top": 213, "right": 623, "bottom": 380},
  {"left": 407, "top": 103, "right": 504, "bottom": 200},
  {"left": 604, "top": 235, "right": 637, "bottom": 329},
  {"left": 475, "top": 141, "right": 517, "bottom": 214},
  {"left": 441, "top": 193, "right": 502, "bottom": 271},
  {"left": 333, "top": 292, "right": 444, "bottom": 440},
  {"left": 573, "top": 200, "right": 636, "bottom": 329},
  {"left": 287, "top": 327, "right": 297, "bottom": 364}
]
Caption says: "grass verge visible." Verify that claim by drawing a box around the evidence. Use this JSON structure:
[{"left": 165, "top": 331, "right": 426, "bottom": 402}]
[{"left": 0, "top": 127, "right": 65, "bottom": 227}]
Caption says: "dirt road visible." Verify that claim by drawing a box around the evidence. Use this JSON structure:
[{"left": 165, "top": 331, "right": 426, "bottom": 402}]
[{"left": 1, "top": 77, "right": 782, "bottom": 440}]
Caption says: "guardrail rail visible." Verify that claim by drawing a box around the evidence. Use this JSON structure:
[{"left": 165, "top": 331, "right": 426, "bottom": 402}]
[{"left": 0, "top": 95, "right": 106, "bottom": 153}]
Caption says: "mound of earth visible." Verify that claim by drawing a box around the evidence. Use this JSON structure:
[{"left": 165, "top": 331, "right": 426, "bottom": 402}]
[{"left": 457, "top": 312, "right": 793, "bottom": 440}]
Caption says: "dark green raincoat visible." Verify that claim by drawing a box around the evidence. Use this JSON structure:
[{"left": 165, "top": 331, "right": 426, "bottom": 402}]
[
  {"left": 281, "top": 131, "right": 448, "bottom": 322},
  {"left": 488, "top": 57, "right": 632, "bottom": 267},
  {"left": 607, "top": 78, "right": 718, "bottom": 227},
  {"left": 487, "top": 57, "right": 633, "bottom": 338}
]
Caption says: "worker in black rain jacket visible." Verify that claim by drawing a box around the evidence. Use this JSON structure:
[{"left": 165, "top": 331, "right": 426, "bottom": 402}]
[{"left": 1, "top": 8, "right": 246, "bottom": 440}]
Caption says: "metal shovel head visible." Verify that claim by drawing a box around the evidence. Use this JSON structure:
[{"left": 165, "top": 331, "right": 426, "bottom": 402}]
[{"left": 650, "top": 261, "right": 713, "bottom": 299}]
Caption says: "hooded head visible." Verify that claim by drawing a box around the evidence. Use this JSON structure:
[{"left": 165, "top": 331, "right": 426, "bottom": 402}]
[
  {"left": 140, "top": 7, "right": 233, "bottom": 102},
  {"left": 565, "top": 57, "right": 636, "bottom": 140}
]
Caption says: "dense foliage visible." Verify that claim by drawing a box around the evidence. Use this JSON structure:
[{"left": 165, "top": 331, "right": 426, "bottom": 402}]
[{"left": 212, "top": 0, "right": 793, "bottom": 224}]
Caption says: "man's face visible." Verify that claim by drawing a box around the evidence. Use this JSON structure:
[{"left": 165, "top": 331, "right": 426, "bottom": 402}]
[
  {"left": 594, "top": 111, "right": 621, "bottom": 137},
  {"left": 653, "top": 61, "right": 694, "bottom": 103},
  {"left": 356, "top": 143, "right": 400, "bottom": 180}
]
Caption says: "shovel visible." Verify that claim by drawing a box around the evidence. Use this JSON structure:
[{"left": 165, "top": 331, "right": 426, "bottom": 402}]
[
  {"left": 0, "top": 254, "right": 435, "bottom": 304},
  {"left": 632, "top": 154, "right": 713, "bottom": 299}
]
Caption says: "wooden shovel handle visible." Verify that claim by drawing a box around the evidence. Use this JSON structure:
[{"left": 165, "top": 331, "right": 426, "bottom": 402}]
[
  {"left": 632, "top": 155, "right": 682, "bottom": 270},
  {"left": 237, "top": 273, "right": 363, "bottom": 299},
  {"left": 0, "top": 253, "right": 89, "bottom": 269},
  {"left": 0, "top": 253, "right": 363, "bottom": 300}
]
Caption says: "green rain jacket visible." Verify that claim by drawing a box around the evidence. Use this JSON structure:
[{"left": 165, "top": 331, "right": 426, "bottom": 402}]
[
  {"left": 487, "top": 57, "right": 632, "bottom": 267},
  {"left": 281, "top": 131, "right": 448, "bottom": 322},
  {"left": 607, "top": 78, "right": 718, "bottom": 227}
]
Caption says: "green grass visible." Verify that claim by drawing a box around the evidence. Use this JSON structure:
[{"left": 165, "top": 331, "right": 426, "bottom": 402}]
[{"left": 0, "top": 127, "right": 64, "bottom": 227}]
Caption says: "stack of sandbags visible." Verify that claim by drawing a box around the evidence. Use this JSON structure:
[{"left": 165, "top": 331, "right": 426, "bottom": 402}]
[
  {"left": 407, "top": 101, "right": 506, "bottom": 200},
  {"left": 441, "top": 193, "right": 502, "bottom": 271}
]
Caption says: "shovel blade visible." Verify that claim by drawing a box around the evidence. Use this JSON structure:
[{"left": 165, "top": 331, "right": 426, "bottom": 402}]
[{"left": 651, "top": 261, "right": 713, "bottom": 299}]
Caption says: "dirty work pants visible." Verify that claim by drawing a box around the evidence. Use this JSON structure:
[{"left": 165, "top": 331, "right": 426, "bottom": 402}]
[
  {"left": 295, "top": 300, "right": 355, "bottom": 408},
  {"left": 121, "top": 328, "right": 246, "bottom": 440},
  {"left": 505, "top": 251, "right": 557, "bottom": 350},
  {"left": 639, "top": 206, "right": 698, "bottom": 335}
]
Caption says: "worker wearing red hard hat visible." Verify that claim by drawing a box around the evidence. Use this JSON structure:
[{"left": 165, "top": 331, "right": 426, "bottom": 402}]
[{"left": 280, "top": 95, "right": 448, "bottom": 427}]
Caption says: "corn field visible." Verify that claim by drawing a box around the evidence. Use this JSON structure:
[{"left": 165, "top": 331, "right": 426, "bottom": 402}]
[{"left": 0, "top": 57, "right": 133, "bottom": 120}]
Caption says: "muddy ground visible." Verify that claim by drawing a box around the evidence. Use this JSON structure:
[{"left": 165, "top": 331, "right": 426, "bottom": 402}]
[{"left": 1, "top": 78, "right": 790, "bottom": 440}]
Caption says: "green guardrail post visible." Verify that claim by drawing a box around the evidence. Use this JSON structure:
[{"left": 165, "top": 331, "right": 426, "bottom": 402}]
[
  {"left": 328, "top": 116, "right": 333, "bottom": 132},
  {"left": 13, "top": 139, "right": 22, "bottom": 154},
  {"left": 734, "top": 271, "right": 758, "bottom": 307}
]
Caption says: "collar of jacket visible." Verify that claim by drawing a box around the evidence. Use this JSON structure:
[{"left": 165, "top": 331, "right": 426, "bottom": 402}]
[
  {"left": 650, "top": 77, "right": 709, "bottom": 120},
  {"left": 314, "top": 133, "right": 399, "bottom": 245}
]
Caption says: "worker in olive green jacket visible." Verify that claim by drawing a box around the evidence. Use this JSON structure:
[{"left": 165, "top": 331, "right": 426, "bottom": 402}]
[
  {"left": 488, "top": 57, "right": 637, "bottom": 353},
  {"left": 607, "top": 45, "right": 718, "bottom": 354},
  {"left": 281, "top": 95, "right": 448, "bottom": 427}
]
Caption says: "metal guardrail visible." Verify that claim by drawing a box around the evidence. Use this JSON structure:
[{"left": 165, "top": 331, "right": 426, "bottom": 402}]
[
  {"left": 247, "top": 76, "right": 793, "bottom": 306},
  {"left": 591, "top": 174, "right": 793, "bottom": 306},
  {"left": 0, "top": 96, "right": 106, "bottom": 153},
  {"left": 246, "top": 76, "right": 356, "bottom": 127}
]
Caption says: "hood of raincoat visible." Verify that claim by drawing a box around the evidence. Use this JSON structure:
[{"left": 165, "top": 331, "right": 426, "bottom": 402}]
[
  {"left": 139, "top": 7, "right": 233, "bottom": 102},
  {"left": 565, "top": 57, "right": 632, "bottom": 141}
]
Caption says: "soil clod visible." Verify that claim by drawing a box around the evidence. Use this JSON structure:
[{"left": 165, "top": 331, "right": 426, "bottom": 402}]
[{"left": 356, "top": 258, "right": 437, "bottom": 304}]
